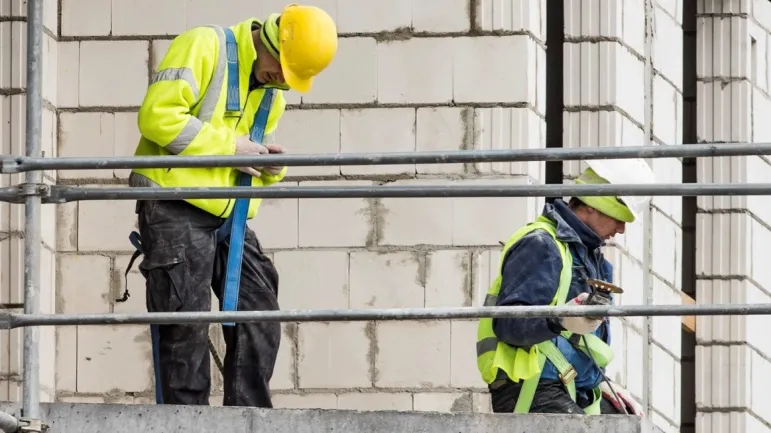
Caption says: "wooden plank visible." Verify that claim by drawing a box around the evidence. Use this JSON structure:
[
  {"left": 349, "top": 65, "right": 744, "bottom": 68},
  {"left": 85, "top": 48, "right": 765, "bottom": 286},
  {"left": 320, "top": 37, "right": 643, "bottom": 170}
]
[{"left": 680, "top": 291, "right": 696, "bottom": 333}]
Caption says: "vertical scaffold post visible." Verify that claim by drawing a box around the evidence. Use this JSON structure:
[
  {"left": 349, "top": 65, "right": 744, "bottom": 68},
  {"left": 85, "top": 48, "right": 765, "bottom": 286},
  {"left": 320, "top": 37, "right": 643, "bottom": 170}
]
[{"left": 22, "top": 0, "right": 44, "bottom": 427}]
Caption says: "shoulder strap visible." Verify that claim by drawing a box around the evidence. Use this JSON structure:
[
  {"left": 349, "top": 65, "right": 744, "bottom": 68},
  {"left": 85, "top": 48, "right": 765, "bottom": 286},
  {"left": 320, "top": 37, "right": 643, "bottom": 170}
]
[
  {"left": 223, "top": 28, "right": 242, "bottom": 113},
  {"left": 220, "top": 27, "right": 276, "bottom": 326}
]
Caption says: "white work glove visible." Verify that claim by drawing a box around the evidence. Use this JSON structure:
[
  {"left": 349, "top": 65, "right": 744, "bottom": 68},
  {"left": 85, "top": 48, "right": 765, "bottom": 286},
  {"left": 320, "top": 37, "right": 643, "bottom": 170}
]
[
  {"left": 600, "top": 380, "right": 644, "bottom": 416},
  {"left": 559, "top": 292, "right": 603, "bottom": 335}
]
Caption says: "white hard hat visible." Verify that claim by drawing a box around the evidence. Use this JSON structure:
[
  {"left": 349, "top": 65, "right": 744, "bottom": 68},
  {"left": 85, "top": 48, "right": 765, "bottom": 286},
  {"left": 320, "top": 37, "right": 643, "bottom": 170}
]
[{"left": 575, "top": 158, "right": 656, "bottom": 222}]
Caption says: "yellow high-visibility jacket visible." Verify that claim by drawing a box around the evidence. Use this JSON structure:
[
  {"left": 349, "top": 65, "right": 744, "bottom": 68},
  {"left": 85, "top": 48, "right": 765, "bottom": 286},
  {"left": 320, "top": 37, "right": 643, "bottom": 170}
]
[{"left": 129, "top": 18, "right": 287, "bottom": 219}]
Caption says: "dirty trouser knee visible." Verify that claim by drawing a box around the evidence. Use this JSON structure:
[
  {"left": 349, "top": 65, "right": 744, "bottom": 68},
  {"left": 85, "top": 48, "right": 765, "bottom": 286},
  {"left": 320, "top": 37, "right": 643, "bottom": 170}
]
[
  {"left": 212, "top": 226, "right": 281, "bottom": 407},
  {"left": 490, "top": 378, "right": 625, "bottom": 414},
  {"left": 137, "top": 200, "right": 281, "bottom": 407}
]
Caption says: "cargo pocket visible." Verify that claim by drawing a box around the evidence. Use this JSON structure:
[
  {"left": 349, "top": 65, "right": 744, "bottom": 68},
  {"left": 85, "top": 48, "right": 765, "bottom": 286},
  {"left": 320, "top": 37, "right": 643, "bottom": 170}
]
[{"left": 140, "top": 244, "right": 188, "bottom": 312}]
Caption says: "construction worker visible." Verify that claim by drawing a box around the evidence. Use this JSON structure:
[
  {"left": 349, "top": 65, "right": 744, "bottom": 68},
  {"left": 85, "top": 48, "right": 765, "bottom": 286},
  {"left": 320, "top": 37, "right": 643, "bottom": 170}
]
[
  {"left": 476, "top": 159, "right": 653, "bottom": 416},
  {"left": 122, "top": 4, "right": 338, "bottom": 408}
]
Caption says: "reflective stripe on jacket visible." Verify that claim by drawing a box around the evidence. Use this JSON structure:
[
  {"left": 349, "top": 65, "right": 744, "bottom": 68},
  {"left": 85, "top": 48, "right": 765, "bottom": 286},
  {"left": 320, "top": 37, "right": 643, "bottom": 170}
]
[{"left": 130, "top": 18, "right": 287, "bottom": 219}]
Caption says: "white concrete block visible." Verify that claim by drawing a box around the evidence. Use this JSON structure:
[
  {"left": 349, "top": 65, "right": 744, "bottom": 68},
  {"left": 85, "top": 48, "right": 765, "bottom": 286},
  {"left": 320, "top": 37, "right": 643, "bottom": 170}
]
[
  {"left": 450, "top": 321, "right": 485, "bottom": 388},
  {"left": 61, "top": 0, "right": 111, "bottom": 36},
  {"left": 413, "top": 392, "right": 468, "bottom": 412},
  {"left": 336, "top": 0, "right": 412, "bottom": 33},
  {"left": 751, "top": 349, "right": 771, "bottom": 420},
  {"left": 581, "top": 0, "right": 601, "bottom": 36},
  {"left": 624, "top": 328, "right": 643, "bottom": 399},
  {"left": 476, "top": 0, "right": 544, "bottom": 40},
  {"left": 453, "top": 36, "right": 535, "bottom": 104},
  {"left": 56, "top": 41, "right": 80, "bottom": 108},
  {"left": 150, "top": 39, "right": 172, "bottom": 72},
  {"left": 113, "top": 112, "right": 141, "bottom": 179},
  {"left": 623, "top": 0, "right": 646, "bottom": 55},
  {"left": 473, "top": 107, "right": 544, "bottom": 179},
  {"left": 57, "top": 254, "right": 111, "bottom": 314},
  {"left": 302, "top": 38, "right": 377, "bottom": 104},
  {"left": 79, "top": 41, "right": 149, "bottom": 107},
  {"left": 0, "top": 21, "right": 25, "bottom": 89},
  {"left": 413, "top": 0, "right": 470, "bottom": 32},
  {"left": 651, "top": 210, "right": 678, "bottom": 286},
  {"left": 297, "top": 180, "right": 372, "bottom": 248},
  {"left": 602, "top": 43, "right": 645, "bottom": 123},
  {"left": 580, "top": 42, "right": 600, "bottom": 106},
  {"left": 58, "top": 112, "right": 114, "bottom": 179},
  {"left": 651, "top": 279, "right": 682, "bottom": 356},
  {"left": 650, "top": 149, "right": 683, "bottom": 220},
  {"left": 272, "top": 393, "right": 338, "bottom": 409},
  {"left": 77, "top": 195, "right": 137, "bottom": 252},
  {"left": 112, "top": 0, "right": 186, "bottom": 35},
  {"left": 340, "top": 108, "right": 416, "bottom": 175},
  {"left": 599, "top": 0, "right": 623, "bottom": 37},
  {"left": 297, "top": 322, "right": 371, "bottom": 388},
  {"left": 249, "top": 187, "right": 299, "bottom": 250},
  {"left": 653, "top": 7, "right": 684, "bottom": 87},
  {"left": 380, "top": 179, "right": 455, "bottom": 246},
  {"left": 337, "top": 392, "right": 413, "bottom": 411},
  {"left": 452, "top": 178, "right": 540, "bottom": 246},
  {"left": 751, "top": 217, "right": 771, "bottom": 291},
  {"left": 605, "top": 318, "right": 626, "bottom": 385},
  {"left": 653, "top": 76, "right": 681, "bottom": 145},
  {"left": 729, "top": 345, "right": 751, "bottom": 409},
  {"left": 273, "top": 251, "right": 349, "bottom": 310},
  {"left": 76, "top": 325, "right": 152, "bottom": 393},
  {"left": 349, "top": 252, "right": 424, "bottom": 309},
  {"left": 651, "top": 345, "right": 677, "bottom": 421},
  {"left": 745, "top": 280, "right": 771, "bottom": 358},
  {"left": 376, "top": 321, "right": 451, "bottom": 388},
  {"left": 425, "top": 250, "right": 471, "bottom": 308},
  {"left": 275, "top": 109, "right": 340, "bottom": 177},
  {"left": 416, "top": 107, "right": 471, "bottom": 174},
  {"left": 378, "top": 38, "right": 454, "bottom": 104}
]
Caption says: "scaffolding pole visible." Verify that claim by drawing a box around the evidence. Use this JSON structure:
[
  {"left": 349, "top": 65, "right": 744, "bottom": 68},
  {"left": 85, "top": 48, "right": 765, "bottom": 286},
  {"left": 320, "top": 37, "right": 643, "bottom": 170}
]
[
  {"left": 14, "top": 183, "right": 771, "bottom": 204},
  {"left": 2, "top": 142, "right": 771, "bottom": 173},
  {"left": 1, "top": 303, "right": 770, "bottom": 328},
  {"left": 22, "top": 0, "right": 43, "bottom": 424}
]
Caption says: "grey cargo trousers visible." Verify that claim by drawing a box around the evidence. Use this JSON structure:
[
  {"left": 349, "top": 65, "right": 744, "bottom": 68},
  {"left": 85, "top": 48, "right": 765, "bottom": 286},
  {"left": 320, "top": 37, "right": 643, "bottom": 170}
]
[{"left": 136, "top": 199, "right": 281, "bottom": 407}]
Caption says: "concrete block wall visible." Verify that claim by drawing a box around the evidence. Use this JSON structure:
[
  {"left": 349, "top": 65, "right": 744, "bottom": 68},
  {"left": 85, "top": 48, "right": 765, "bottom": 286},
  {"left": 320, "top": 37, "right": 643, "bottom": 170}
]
[
  {"left": 0, "top": 0, "right": 59, "bottom": 404},
  {"left": 51, "top": 0, "right": 548, "bottom": 413},
  {"left": 564, "top": 2, "right": 683, "bottom": 431},
  {"left": 694, "top": 0, "right": 771, "bottom": 431},
  {"left": 0, "top": 1, "right": 765, "bottom": 432}
]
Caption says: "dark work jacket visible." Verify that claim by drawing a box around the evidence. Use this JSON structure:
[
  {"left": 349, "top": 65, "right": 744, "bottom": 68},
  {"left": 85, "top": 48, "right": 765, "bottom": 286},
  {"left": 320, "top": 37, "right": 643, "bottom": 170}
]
[{"left": 492, "top": 199, "right": 614, "bottom": 396}]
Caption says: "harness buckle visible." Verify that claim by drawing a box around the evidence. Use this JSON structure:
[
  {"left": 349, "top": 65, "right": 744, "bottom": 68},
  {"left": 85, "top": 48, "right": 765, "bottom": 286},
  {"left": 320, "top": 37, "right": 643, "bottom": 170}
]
[{"left": 559, "top": 366, "right": 577, "bottom": 385}]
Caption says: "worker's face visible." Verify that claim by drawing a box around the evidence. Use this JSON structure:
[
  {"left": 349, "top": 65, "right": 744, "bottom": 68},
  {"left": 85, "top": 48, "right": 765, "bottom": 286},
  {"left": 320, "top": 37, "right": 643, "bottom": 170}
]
[
  {"left": 584, "top": 208, "right": 626, "bottom": 242},
  {"left": 253, "top": 33, "right": 285, "bottom": 85}
]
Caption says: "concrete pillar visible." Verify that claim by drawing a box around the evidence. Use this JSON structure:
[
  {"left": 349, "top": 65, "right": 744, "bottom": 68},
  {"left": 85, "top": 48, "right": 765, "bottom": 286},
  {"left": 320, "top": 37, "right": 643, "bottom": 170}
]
[{"left": 695, "top": 0, "right": 771, "bottom": 431}]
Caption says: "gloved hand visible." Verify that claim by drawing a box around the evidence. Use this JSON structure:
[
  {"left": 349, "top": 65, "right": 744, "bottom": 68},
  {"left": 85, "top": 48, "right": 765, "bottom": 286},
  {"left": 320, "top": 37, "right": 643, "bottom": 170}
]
[
  {"left": 600, "top": 380, "right": 644, "bottom": 416},
  {"left": 259, "top": 143, "right": 286, "bottom": 176},
  {"left": 235, "top": 135, "right": 269, "bottom": 177},
  {"left": 559, "top": 292, "right": 603, "bottom": 335}
]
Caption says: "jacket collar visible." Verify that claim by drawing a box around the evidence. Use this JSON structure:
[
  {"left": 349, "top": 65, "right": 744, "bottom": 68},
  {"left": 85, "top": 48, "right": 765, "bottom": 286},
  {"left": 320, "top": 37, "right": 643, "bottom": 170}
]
[{"left": 542, "top": 199, "right": 603, "bottom": 250}]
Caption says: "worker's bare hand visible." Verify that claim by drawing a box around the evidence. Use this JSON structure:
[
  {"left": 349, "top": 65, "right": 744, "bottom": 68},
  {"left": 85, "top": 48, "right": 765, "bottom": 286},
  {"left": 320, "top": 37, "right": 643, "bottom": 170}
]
[
  {"left": 260, "top": 143, "right": 286, "bottom": 176},
  {"left": 234, "top": 135, "right": 269, "bottom": 177}
]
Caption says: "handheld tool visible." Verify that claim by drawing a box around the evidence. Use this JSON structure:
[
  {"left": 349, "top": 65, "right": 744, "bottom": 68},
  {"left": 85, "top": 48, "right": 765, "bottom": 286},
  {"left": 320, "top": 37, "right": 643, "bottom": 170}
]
[{"left": 583, "top": 278, "right": 624, "bottom": 320}]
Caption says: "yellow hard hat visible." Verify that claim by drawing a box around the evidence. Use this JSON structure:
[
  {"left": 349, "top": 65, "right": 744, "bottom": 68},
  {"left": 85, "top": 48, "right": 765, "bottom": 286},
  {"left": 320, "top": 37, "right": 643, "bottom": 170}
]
[{"left": 259, "top": 4, "right": 338, "bottom": 93}]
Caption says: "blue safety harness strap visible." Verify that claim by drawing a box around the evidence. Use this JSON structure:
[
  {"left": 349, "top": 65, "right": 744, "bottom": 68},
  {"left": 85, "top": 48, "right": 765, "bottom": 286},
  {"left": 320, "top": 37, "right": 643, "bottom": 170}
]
[{"left": 123, "top": 26, "right": 276, "bottom": 404}]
